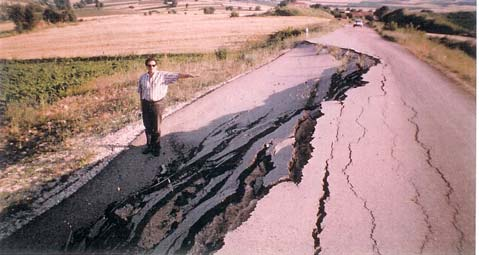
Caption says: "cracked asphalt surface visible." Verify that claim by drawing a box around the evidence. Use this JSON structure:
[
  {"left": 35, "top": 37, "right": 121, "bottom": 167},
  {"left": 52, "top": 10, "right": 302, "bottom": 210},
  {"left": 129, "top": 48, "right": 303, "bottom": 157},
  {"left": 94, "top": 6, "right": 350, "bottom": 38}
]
[
  {"left": 218, "top": 26, "right": 475, "bottom": 255},
  {"left": 0, "top": 25, "right": 474, "bottom": 255}
]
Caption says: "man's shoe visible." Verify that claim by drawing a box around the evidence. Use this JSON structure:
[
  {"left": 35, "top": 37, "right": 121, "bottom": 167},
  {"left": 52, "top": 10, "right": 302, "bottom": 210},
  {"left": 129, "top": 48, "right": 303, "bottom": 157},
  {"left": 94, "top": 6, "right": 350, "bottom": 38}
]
[
  {"left": 152, "top": 148, "right": 160, "bottom": 157},
  {"left": 142, "top": 146, "right": 152, "bottom": 154}
]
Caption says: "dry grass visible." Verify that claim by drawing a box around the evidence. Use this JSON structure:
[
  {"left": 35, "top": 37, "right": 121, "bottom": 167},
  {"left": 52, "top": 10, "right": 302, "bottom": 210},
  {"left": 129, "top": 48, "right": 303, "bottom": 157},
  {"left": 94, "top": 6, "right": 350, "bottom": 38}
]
[
  {"left": 379, "top": 26, "right": 476, "bottom": 94},
  {"left": 0, "top": 14, "right": 329, "bottom": 59}
]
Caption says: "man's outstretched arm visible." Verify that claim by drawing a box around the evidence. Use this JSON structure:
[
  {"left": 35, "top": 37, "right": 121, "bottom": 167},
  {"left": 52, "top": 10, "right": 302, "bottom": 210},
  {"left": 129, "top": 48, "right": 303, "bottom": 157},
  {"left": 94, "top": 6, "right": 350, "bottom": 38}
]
[{"left": 178, "top": 73, "right": 196, "bottom": 79}]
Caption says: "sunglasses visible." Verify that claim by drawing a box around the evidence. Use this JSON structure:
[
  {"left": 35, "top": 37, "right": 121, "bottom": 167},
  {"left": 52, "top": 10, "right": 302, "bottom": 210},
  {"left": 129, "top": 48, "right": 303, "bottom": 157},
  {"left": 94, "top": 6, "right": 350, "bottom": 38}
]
[{"left": 146, "top": 64, "right": 156, "bottom": 67}]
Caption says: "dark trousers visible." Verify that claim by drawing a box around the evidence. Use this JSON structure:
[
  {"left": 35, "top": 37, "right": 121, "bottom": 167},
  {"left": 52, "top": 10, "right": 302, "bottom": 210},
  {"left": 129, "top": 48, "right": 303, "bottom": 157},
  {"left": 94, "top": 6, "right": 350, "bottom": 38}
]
[{"left": 141, "top": 99, "right": 165, "bottom": 149}]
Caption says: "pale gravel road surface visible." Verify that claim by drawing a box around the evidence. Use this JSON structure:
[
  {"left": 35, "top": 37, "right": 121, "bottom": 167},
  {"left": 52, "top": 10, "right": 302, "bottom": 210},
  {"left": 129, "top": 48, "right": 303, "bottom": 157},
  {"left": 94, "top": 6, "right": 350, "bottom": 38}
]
[{"left": 218, "top": 25, "right": 475, "bottom": 255}]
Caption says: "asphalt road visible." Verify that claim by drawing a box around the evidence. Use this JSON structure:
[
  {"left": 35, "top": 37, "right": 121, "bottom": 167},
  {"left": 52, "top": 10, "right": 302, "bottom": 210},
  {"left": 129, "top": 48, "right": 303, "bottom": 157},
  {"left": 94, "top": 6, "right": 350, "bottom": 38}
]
[
  {"left": 219, "top": 25, "right": 475, "bottom": 255},
  {"left": 0, "top": 25, "right": 474, "bottom": 255}
]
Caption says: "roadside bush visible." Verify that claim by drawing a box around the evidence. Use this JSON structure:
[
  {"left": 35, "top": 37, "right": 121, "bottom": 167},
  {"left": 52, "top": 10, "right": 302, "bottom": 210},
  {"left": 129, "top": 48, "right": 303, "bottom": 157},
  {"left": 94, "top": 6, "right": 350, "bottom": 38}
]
[
  {"left": 255, "top": 6, "right": 261, "bottom": 11},
  {"left": 230, "top": 11, "right": 239, "bottom": 17},
  {"left": 384, "top": 21, "right": 398, "bottom": 31},
  {"left": 430, "top": 37, "right": 476, "bottom": 58},
  {"left": 225, "top": 6, "right": 233, "bottom": 11},
  {"left": 273, "top": 7, "right": 299, "bottom": 16},
  {"left": 267, "top": 27, "right": 301, "bottom": 45},
  {"left": 203, "top": 7, "right": 215, "bottom": 14},
  {"left": 445, "top": 11, "right": 476, "bottom": 32},
  {"left": 215, "top": 48, "right": 228, "bottom": 60},
  {"left": 374, "top": 5, "right": 390, "bottom": 20}
]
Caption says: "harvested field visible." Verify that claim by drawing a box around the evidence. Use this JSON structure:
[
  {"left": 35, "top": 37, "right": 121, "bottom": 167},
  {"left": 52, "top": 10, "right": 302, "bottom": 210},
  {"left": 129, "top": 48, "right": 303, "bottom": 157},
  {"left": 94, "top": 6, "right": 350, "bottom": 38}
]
[
  {"left": 0, "top": 14, "right": 329, "bottom": 59},
  {"left": 0, "top": 22, "right": 14, "bottom": 33}
]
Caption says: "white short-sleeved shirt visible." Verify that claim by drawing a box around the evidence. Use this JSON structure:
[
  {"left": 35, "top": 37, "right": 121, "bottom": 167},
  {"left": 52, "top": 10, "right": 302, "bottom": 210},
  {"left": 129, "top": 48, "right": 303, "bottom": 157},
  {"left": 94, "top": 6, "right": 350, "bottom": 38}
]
[{"left": 138, "top": 71, "right": 180, "bottom": 101}]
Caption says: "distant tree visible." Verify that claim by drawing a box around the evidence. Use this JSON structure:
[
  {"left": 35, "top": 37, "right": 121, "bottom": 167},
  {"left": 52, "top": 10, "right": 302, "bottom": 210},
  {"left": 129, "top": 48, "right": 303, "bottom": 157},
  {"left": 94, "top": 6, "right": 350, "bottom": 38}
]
[
  {"left": 203, "top": 6, "right": 215, "bottom": 14},
  {"left": 43, "top": 7, "right": 62, "bottom": 22},
  {"left": 43, "top": 7, "right": 76, "bottom": 23},
  {"left": 365, "top": 14, "right": 374, "bottom": 22},
  {"left": 374, "top": 6, "right": 390, "bottom": 20},
  {"left": 95, "top": 0, "right": 104, "bottom": 8},
  {"left": 255, "top": 5, "right": 261, "bottom": 11},
  {"left": 7, "top": 3, "right": 43, "bottom": 32},
  {"left": 54, "top": 0, "right": 71, "bottom": 10},
  {"left": 225, "top": 6, "right": 233, "bottom": 11}
]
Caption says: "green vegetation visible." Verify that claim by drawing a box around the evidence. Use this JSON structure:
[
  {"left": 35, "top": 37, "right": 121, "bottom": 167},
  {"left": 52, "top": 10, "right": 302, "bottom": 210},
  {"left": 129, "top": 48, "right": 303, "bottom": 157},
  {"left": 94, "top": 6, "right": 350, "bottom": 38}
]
[
  {"left": 376, "top": 7, "right": 475, "bottom": 37},
  {"left": 264, "top": 5, "right": 332, "bottom": 18},
  {"left": 1, "top": 58, "right": 134, "bottom": 107},
  {"left": 429, "top": 36, "right": 475, "bottom": 58},
  {"left": 445, "top": 11, "right": 476, "bottom": 32}
]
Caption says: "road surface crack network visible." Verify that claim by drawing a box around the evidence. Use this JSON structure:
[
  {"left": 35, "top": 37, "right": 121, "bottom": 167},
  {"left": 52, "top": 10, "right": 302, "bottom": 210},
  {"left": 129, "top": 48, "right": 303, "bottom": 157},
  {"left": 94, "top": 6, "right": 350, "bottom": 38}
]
[
  {"left": 401, "top": 98, "right": 465, "bottom": 254},
  {"left": 340, "top": 104, "right": 382, "bottom": 255},
  {"left": 312, "top": 103, "right": 343, "bottom": 255},
  {"left": 411, "top": 181, "right": 434, "bottom": 254}
]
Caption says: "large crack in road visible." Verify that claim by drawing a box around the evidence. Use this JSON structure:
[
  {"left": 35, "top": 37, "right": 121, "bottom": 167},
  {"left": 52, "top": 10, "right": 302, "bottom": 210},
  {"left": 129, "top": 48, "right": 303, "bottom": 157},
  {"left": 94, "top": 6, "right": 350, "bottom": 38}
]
[{"left": 62, "top": 44, "right": 379, "bottom": 255}]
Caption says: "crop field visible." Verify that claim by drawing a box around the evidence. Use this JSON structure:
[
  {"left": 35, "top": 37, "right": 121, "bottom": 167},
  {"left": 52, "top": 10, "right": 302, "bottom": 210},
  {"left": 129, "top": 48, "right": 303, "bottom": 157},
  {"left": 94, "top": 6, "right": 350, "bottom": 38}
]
[{"left": 0, "top": 14, "right": 329, "bottom": 59}]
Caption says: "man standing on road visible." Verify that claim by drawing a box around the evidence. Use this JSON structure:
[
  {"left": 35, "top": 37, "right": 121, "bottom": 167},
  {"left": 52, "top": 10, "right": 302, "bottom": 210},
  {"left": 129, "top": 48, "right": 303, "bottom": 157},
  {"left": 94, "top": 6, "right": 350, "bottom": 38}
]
[{"left": 138, "top": 57, "right": 194, "bottom": 156}]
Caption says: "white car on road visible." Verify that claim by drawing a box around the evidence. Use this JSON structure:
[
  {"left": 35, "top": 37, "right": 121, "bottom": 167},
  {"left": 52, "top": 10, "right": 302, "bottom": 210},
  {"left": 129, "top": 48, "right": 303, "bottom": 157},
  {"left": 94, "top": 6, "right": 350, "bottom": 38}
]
[{"left": 353, "top": 19, "right": 363, "bottom": 27}]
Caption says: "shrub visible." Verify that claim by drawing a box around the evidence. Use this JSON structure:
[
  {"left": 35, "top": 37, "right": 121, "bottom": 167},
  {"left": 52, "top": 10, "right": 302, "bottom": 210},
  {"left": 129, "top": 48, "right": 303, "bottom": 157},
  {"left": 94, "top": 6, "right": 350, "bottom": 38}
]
[
  {"left": 203, "top": 6, "right": 215, "bottom": 14},
  {"left": 7, "top": 3, "right": 44, "bottom": 32},
  {"left": 214, "top": 48, "right": 227, "bottom": 60},
  {"left": 255, "top": 6, "right": 261, "bottom": 11},
  {"left": 384, "top": 21, "right": 398, "bottom": 31},
  {"left": 267, "top": 27, "right": 301, "bottom": 45},
  {"left": 230, "top": 11, "right": 239, "bottom": 17},
  {"left": 43, "top": 7, "right": 76, "bottom": 23},
  {"left": 54, "top": 0, "right": 72, "bottom": 10},
  {"left": 273, "top": 7, "right": 299, "bottom": 16},
  {"left": 225, "top": 6, "right": 233, "bottom": 11},
  {"left": 374, "top": 5, "right": 390, "bottom": 20},
  {"left": 431, "top": 37, "right": 476, "bottom": 58}
]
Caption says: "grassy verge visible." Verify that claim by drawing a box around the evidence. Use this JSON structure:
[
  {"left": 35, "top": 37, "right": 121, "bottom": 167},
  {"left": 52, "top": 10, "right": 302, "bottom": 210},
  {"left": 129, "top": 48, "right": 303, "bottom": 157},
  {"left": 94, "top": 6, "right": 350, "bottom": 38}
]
[
  {"left": 0, "top": 21, "right": 338, "bottom": 215},
  {"left": 375, "top": 23, "right": 476, "bottom": 94}
]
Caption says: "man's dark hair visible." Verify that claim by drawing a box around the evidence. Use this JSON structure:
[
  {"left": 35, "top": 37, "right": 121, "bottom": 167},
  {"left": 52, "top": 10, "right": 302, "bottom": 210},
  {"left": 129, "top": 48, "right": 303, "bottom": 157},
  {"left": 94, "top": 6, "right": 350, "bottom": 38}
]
[{"left": 145, "top": 57, "right": 157, "bottom": 66}]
